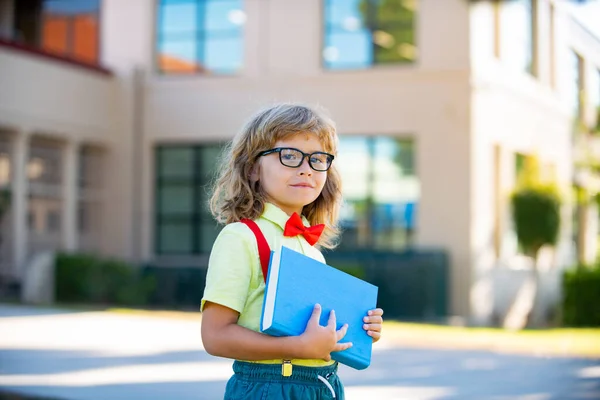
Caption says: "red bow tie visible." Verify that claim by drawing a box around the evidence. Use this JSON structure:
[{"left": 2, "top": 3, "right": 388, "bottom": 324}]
[{"left": 283, "top": 212, "right": 325, "bottom": 246}]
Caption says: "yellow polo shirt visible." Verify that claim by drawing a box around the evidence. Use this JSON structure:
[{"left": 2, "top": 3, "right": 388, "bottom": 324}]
[{"left": 201, "top": 203, "right": 334, "bottom": 367}]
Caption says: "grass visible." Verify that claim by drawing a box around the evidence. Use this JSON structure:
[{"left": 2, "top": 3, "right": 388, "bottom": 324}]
[{"left": 381, "top": 320, "right": 600, "bottom": 358}]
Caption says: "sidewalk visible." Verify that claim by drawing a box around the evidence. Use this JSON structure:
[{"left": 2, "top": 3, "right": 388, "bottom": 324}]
[{"left": 1, "top": 304, "right": 599, "bottom": 400}]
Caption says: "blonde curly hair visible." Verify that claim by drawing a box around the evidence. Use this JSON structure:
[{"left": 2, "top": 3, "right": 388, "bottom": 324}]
[{"left": 210, "top": 103, "right": 342, "bottom": 249}]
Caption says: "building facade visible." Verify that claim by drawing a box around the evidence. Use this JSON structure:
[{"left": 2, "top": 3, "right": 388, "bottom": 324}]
[{"left": 1, "top": 0, "right": 599, "bottom": 322}]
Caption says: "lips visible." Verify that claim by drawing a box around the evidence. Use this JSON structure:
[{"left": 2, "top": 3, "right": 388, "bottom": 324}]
[{"left": 291, "top": 183, "right": 314, "bottom": 188}]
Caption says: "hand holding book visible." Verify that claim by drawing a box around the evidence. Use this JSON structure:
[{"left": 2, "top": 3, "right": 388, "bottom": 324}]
[
  {"left": 260, "top": 246, "right": 379, "bottom": 369},
  {"left": 298, "top": 304, "right": 352, "bottom": 361},
  {"left": 363, "top": 308, "right": 384, "bottom": 343}
]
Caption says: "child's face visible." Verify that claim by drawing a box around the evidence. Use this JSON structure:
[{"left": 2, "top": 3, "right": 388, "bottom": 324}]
[{"left": 252, "top": 132, "right": 329, "bottom": 216}]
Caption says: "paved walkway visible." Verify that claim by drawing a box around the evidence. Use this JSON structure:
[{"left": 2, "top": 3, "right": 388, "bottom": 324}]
[{"left": 0, "top": 304, "right": 598, "bottom": 399}]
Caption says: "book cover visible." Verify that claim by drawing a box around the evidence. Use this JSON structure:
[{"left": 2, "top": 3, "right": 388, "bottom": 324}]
[{"left": 260, "top": 246, "right": 379, "bottom": 370}]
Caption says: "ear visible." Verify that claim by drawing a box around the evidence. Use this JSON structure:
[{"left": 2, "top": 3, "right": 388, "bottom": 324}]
[{"left": 249, "top": 162, "right": 260, "bottom": 182}]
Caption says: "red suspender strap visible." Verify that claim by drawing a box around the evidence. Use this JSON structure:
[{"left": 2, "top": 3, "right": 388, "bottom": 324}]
[{"left": 240, "top": 219, "right": 271, "bottom": 283}]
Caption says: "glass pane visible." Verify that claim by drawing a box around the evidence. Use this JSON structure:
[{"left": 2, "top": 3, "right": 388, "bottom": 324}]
[
  {"left": 569, "top": 51, "right": 582, "bottom": 116},
  {"left": 159, "top": 222, "right": 193, "bottom": 253},
  {"left": 324, "top": 30, "right": 372, "bottom": 70},
  {"left": 373, "top": 139, "right": 418, "bottom": 200},
  {"left": 41, "top": 15, "right": 68, "bottom": 55},
  {"left": 203, "top": 35, "right": 243, "bottom": 73},
  {"left": 338, "top": 199, "right": 370, "bottom": 250},
  {"left": 43, "top": 0, "right": 99, "bottom": 14},
  {"left": 158, "top": 38, "right": 200, "bottom": 73},
  {"left": 160, "top": 0, "right": 198, "bottom": 34},
  {"left": 373, "top": 27, "right": 416, "bottom": 63},
  {"left": 28, "top": 197, "right": 62, "bottom": 235},
  {"left": 0, "top": 149, "right": 11, "bottom": 187},
  {"left": 159, "top": 184, "right": 195, "bottom": 214},
  {"left": 325, "top": 0, "right": 364, "bottom": 28},
  {"left": 72, "top": 14, "right": 98, "bottom": 63},
  {"left": 590, "top": 69, "right": 600, "bottom": 111},
  {"left": 205, "top": 0, "right": 245, "bottom": 32},
  {"left": 198, "top": 145, "right": 224, "bottom": 181},
  {"left": 337, "top": 137, "right": 372, "bottom": 249},
  {"left": 79, "top": 147, "right": 104, "bottom": 189},
  {"left": 337, "top": 137, "right": 370, "bottom": 201},
  {"left": 372, "top": 137, "right": 418, "bottom": 250},
  {"left": 28, "top": 144, "right": 62, "bottom": 185},
  {"left": 370, "top": 0, "right": 417, "bottom": 24},
  {"left": 501, "top": 0, "right": 533, "bottom": 74},
  {"left": 158, "top": 148, "right": 194, "bottom": 178},
  {"left": 198, "top": 221, "right": 222, "bottom": 253}
]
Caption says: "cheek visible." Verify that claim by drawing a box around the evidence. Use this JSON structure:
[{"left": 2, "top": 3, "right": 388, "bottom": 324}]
[{"left": 317, "top": 174, "right": 328, "bottom": 190}]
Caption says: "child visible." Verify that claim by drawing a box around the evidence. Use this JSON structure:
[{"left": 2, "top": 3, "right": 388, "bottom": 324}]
[{"left": 201, "top": 103, "right": 384, "bottom": 400}]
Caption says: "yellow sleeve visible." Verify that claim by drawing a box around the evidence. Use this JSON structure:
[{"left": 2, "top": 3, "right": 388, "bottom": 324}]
[{"left": 201, "top": 224, "right": 256, "bottom": 313}]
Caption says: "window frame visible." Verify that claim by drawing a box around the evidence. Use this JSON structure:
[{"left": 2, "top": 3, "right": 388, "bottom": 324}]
[
  {"left": 336, "top": 135, "right": 418, "bottom": 251},
  {"left": 321, "top": 0, "right": 418, "bottom": 71},
  {"left": 39, "top": 0, "right": 102, "bottom": 65},
  {"left": 154, "top": 144, "right": 223, "bottom": 255},
  {"left": 155, "top": 0, "right": 245, "bottom": 75}
]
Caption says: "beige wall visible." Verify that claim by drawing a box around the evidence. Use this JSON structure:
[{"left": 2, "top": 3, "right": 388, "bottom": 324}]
[{"left": 0, "top": 50, "right": 116, "bottom": 141}]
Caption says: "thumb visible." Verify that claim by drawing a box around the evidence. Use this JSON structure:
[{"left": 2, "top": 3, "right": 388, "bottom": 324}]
[{"left": 308, "top": 304, "right": 322, "bottom": 327}]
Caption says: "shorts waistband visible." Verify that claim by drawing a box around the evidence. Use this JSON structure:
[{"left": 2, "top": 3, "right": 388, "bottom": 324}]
[{"left": 233, "top": 360, "right": 338, "bottom": 383}]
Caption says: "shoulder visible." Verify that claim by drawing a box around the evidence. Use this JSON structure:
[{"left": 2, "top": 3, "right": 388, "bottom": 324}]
[
  {"left": 216, "top": 221, "right": 255, "bottom": 241},
  {"left": 208, "top": 222, "right": 260, "bottom": 268}
]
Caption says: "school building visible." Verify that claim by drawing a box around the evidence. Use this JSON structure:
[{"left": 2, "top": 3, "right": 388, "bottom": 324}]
[{"left": 1, "top": 0, "right": 599, "bottom": 324}]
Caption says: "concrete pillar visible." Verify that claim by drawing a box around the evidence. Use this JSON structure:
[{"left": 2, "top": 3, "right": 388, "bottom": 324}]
[
  {"left": 62, "top": 140, "right": 79, "bottom": 252},
  {"left": 11, "top": 131, "right": 29, "bottom": 279}
]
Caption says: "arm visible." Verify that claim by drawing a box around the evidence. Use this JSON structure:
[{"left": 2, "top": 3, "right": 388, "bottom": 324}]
[{"left": 201, "top": 301, "right": 352, "bottom": 361}]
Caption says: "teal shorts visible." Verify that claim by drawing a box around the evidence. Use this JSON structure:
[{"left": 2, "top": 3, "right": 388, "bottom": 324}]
[{"left": 224, "top": 361, "right": 344, "bottom": 400}]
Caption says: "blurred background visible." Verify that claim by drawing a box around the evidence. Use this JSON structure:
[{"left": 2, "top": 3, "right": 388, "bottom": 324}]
[{"left": 0, "top": 0, "right": 599, "bottom": 399}]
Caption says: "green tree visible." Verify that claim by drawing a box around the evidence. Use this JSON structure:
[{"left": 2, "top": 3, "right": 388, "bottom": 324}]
[
  {"left": 511, "top": 156, "right": 561, "bottom": 259},
  {"left": 507, "top": 156, "right": 562, "bottom": 328}
]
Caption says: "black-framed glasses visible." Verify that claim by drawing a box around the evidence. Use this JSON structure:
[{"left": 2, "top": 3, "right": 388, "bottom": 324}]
[{"left": 257, "top": 147, "right": 335, "bottom": 172}]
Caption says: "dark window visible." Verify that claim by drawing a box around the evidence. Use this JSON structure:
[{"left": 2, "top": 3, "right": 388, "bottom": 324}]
[
  {"left": 156, "top": 0, "right": 244, "bottom": 74},
  {"left": 155, "top": 144, "right": 224, "bottom": 254},
  {"left": 323, "top": 0, "right": 417, "bottom": 70}
]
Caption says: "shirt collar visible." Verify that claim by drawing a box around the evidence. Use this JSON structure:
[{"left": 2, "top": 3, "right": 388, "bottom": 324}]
[{"left": 261, "top": 202, "right": 310, "bottom": 230}]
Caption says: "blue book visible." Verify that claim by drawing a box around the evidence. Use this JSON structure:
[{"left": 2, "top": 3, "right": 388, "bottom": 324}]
[{"left": 260, "top": 246, "right": 379, "bottom": 370}]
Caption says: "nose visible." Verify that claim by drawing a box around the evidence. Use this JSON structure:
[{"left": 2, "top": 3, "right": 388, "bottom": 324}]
[{"left": 298, "top": 155, "right": 312, "bottom": 175}]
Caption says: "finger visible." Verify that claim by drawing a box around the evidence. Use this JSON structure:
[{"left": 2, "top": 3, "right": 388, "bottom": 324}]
[
  {"left": 336, "top": 323, "right": 349, "bottom": 340},
  {"left": 369, "top": 330, "right": 381, "bottom": 343},
  {"left": 368, "top": 308, "right": 384, "bottom": 317},
  {"left": 309, "top": 304, "right": 322, "bottom": 327},
  {"left": 363, "top": 315, "right": 383, "bottom": 324},
  {"left": 363, "top": 323, "right": 381, "bottom": 332},
  {"left": 333, "top": 342, "right": 353, "bottom": 352},
  {"left": 327, "top": 309, "right": 336, "bottom": 329}
]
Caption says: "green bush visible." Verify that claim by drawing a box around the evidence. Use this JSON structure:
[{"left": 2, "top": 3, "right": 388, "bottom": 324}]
[
  {"left": 511, "top": 186, "right": 561, "bottom": 257},
  {"left": 55, "top": 252, "right": 156, "bottom": 306},
  {"left": 562, "top": 265, "right": 600, "bottom": 327}
]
